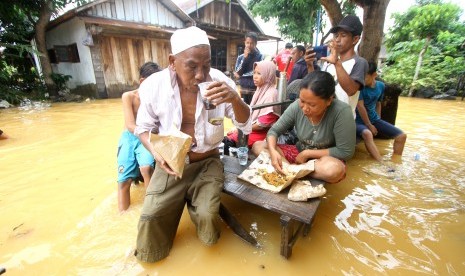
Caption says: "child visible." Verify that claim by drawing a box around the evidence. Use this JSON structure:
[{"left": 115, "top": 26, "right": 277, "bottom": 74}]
[
  {"left": 117, "top": 62, "right": 160, "bottom": 211},
  {"left": 355, "top": 62, "right": 407, "bottom": 161}
]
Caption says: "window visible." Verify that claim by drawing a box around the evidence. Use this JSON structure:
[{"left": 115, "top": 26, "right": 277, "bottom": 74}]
[{"left": 48, "top": 43, "right": 80, "bottom": 63}]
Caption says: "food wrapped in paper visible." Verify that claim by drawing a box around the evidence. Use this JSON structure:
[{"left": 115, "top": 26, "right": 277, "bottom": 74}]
[
  {"left": 150, "top": 127, "right": 192, "bottom": 178},
  {"left": 237, "top": 151, "right": 315, "bottom": 193},
  {"left": 288, "top": 180, "right": 326, "bottom": 201}
]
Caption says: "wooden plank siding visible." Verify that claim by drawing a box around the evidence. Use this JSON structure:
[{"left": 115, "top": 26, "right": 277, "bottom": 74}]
[
  {"left": 99, "top": 35, "right": 170, "bottom": 98},
  {"left": 195, "top": 1, "right": 249, "bottom": 32},
  {"left": 86, "top": 0, "right": 184, "bottom": 28}
]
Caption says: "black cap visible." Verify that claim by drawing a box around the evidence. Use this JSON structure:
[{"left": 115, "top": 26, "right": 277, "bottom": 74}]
[
  {"left": 329, "top": 15, "right": 363, "bottom": 36},
  {"left": 285, "top": 42, "right": 293, "bottom": 49}
]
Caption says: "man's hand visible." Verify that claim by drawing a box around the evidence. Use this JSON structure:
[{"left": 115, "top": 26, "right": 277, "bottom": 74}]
[
  {"left": 243, "top": 47, "right": 250, "bottom": 58},
  {"left": 233, "top": 72, "right": 240, "bottom": 80},
  {"left": 152, "top": 151, "right": 178, "bottom": 176},
  {"left": 304, "top": 48, "right": 317, "bottom": 72},
  {"left": 320, "top": 41, "right": 338, "bottom": 64},
  {"left": 204, "top": 81, "right": 241, "bottom": 105}
]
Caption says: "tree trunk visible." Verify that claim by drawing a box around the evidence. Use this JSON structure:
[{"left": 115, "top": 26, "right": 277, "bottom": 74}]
[
  {"left": 319, "top": 0, "right": 342, "bottom": 28},
  {"left": 408, "top": 36, "right": 431, "bottom": 97},
  {"left": 35, "top": 0, "right": 56, "bottom": 96},
  {"left": 359, "top": 0, "right": 390, "bottom": 62}
]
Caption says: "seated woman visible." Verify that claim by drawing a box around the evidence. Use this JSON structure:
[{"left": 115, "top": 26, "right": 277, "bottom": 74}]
[
  {"left": 224, "top": 60, "right": 280, "bottom": 153},
  {"left": 252, "top": 71, "right": 356, "bottom": 183}
]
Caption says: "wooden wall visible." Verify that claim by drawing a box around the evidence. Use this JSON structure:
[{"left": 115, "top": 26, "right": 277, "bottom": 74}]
[
  {"left": 86, "top": 0, "right": 185, "bottom": 28},
  {"left": 197, "top": 1, "right": 250, "bottom": 31},
  {"left": 99, "top": 35, "right": 170, "bottom": 98}
]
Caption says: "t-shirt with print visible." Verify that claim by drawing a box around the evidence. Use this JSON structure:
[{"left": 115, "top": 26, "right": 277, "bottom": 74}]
[
  {"left": 356, "top": 80, "right": 384, "bottom": 125},
  {"left": 324, "top": 55, "right": 368, "bottom": 118}
]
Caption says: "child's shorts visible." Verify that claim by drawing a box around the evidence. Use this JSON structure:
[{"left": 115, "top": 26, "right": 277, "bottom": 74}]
[{"left": 117, "top": 130, "right": 155, "bottom": 184}]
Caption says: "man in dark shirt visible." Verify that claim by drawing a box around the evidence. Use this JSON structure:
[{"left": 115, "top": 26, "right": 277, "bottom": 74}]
[
  {"left": 234, "top": 32, "right": 263, "bottom": 104},
  {"left": 287, "top": 45, "right": 307, "bottom": 84}
]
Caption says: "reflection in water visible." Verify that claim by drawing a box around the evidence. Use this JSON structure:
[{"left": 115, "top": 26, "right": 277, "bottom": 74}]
[{"left": 1, "top": 98, "right": 465, "bottom": 275}]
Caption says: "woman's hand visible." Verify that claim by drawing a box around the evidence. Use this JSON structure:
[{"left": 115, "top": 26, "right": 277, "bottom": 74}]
[
  {"left": 295, "top": 150, "right": 310, "bottom": 164},
  {"left": 269, "top": 148, "right": 285, "bottom": 174}
]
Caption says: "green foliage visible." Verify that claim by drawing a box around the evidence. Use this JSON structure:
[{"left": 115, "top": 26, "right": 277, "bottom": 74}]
[
  {"left": 0, "top": 0, "right": 88, "bottom": 104},
  {"left": 383, "top": 2, "right": 465, "bottom": 95},
  {"left": 248, "top": 0, "right": 356, "bottom": 44},
  {"left": 51, "top": 73, "right": 72, "bottom": 91},
  {"left": 248, "top": 0, "right": 320, "bottom": 43},
  {"left": 0, "top": 61, "right": 49, "bottom": 105}
]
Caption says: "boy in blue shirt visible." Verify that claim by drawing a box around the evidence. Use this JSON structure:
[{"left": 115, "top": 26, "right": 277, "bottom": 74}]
[{"left": 356, "top": 62, "right": 407, "bottom": 161}]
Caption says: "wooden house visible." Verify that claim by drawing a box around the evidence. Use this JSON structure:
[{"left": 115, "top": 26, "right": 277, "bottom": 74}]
[
  {"left": 46, "top": 0, "right": 193, "bottom": 98},
  {"left": 45, "top": 0, "right": 279, "bottom": 98},
  {"left": 177, "top": 0, "right": 280, "bottom": 73}
]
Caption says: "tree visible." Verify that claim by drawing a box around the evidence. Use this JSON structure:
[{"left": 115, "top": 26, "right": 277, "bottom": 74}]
[
  {"left": 0, "top": 0, "right": 87, "bottom": 99},
  {"left": 248, "top": 0, "right": 321, "bottom": 44},
  {"left": 384, "top": 2, "right": 465, "bottom": 96},
  {"left": 248, "top": 0, "right": 390, "bottom": 63}
]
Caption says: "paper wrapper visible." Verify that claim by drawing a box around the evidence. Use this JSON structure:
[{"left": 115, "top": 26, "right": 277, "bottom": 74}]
[
  {"left": 150, "top": 128, "right": 192, "bottom": 178},
  {"left": 237, "top": 151, "right": 315, "bottom": 193},
  {"left": 288, "top": 180, "right": 326, "bottom": 201}
]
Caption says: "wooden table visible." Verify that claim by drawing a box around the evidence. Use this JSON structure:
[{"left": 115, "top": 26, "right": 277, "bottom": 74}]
[{"left": 219, "top": 155, "right": 325, "bottom": 259}]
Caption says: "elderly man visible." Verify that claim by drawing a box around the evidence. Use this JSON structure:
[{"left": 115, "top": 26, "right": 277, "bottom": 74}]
[{"left": 134, "top": 26, "right": 251, "bottom": 263}]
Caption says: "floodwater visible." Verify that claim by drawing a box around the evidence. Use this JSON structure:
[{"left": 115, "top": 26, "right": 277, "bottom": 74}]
[{"left": 1, "top": 97, "right": 464, "bottom": 275}]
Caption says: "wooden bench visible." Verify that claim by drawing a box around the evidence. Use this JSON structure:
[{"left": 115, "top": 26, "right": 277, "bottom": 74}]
[{"left": 219, "top": 155, "right": 325, "bottom": 259}]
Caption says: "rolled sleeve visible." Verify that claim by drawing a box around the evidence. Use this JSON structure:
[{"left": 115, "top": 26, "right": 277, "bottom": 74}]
[
  {"left": 135, "top": 79, "right": 159, "bottom": 136},
  {"left": 328, "top": 105, "right": 356, "bottom": 160}
]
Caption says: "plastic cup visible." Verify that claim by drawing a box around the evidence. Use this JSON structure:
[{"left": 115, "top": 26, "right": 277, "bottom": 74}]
[
  {"left": 218, "top": 142, "right": 224, "bottom": 159},
  {"left": 237, "top": 147, "right": 249, "bottom": 166},
  {"left": 198, "top": 82, "right": 216, "bottom": 110}
]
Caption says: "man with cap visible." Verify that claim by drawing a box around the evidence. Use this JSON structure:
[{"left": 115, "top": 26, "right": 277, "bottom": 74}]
[
  {"left": 274, "top": 42, "right": 294, "bottom": 80},
  {"left": 134, "top": 26, "right": 252, "bottom": 263},
  {"left": 306, "top": 14, "right": 368, "bottom": 118}
]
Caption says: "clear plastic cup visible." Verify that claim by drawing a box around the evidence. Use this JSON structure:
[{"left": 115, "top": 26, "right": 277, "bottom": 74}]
[
  {"left": 218, "top": 142, "right": 224, "bottom": 159},
  {"left": 237, "top": 147, "right": 249, "bottom": 166},
  {"left": 198, "top": 82, "right": 216, "bottom": 110}
]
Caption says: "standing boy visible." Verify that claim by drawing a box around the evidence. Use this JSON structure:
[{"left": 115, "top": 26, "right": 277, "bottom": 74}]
[{"left": 117, "top": 62, "right": 160, "bottom": 212}]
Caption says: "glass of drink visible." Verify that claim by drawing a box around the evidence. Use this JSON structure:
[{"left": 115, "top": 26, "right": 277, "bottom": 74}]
[
  {"left": 218, "top": 142, "right": 224, "bottom": 159},
  {"left": 198, "top": 82, "right": 216, "bottom": 110},
  {"left": 237, "top": 147, "right": 249, "bottom": 166}
]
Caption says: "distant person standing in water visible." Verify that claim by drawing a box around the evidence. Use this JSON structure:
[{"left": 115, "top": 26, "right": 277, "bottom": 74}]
[{"left": 116, "top": 62, "right": 161, "bottom": 212}]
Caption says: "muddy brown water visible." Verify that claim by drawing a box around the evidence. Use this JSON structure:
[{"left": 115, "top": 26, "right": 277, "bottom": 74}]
[{"left": 1, "top": 97, "right": 464, "bottom": 275}]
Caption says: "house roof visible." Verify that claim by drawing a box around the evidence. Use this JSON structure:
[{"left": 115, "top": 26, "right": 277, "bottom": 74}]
[
  {"left": 175, "top": 0, "right": 280, "bottom": 41},
  {"left": 48, "top": 0, "right": 194, "bottom": 31}
]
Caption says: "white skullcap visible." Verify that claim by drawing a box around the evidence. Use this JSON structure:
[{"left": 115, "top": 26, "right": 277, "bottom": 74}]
[{"left": 170, "top": 26, "right": 210, "bottom": 55}]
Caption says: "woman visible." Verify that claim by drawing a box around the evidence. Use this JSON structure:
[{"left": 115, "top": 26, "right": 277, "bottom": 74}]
[
  {"left": 252, "top": 71, "right": 356, "bottom": 183},
  {"left": 224, "top": 60, "right": 280, "bottom": 153}
]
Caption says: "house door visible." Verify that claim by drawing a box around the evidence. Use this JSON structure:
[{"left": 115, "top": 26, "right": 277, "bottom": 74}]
[{"left": 210, "top": 40, "right": 227, "bottom": 73}]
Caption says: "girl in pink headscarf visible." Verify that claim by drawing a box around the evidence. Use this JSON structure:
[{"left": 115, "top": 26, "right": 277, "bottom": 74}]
[{"left": 224, "top": 60, "right": 280, "bottom": 152}]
